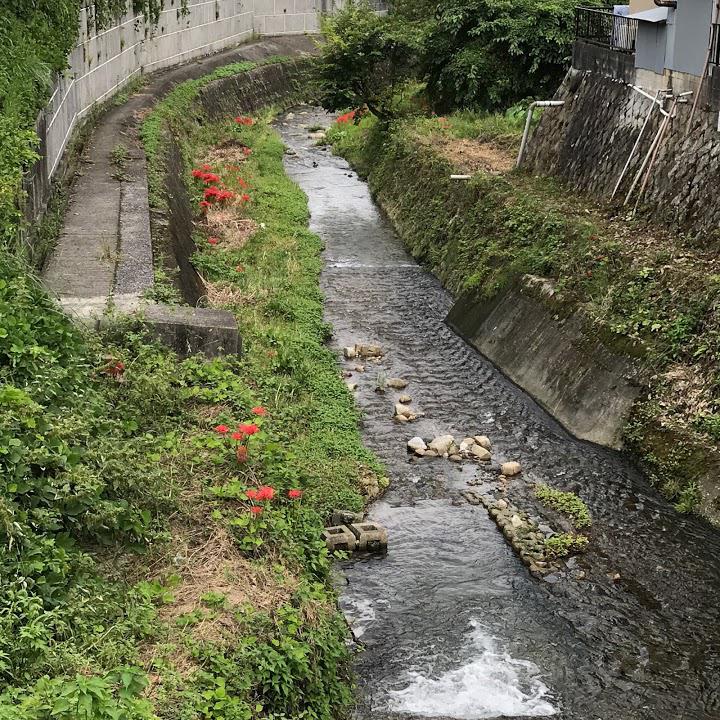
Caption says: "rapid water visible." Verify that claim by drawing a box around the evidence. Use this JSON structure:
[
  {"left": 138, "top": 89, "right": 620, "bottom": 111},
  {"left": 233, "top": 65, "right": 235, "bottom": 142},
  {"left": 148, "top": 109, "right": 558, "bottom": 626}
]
[{"left": 278, "top": 108, "right": 720, "bottom": 720}]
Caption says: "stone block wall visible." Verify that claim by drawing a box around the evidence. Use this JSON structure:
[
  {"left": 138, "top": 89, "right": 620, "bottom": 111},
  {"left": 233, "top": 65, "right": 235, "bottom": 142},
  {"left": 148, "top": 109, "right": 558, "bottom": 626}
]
[{"left": 524, "top": 41, "right": 720, "bottom": 237}]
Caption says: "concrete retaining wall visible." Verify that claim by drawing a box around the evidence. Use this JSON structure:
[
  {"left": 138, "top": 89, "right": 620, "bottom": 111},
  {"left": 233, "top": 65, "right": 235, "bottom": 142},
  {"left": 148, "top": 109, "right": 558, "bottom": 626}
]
[
  {"left": 447, "top": 276, "right": 646, "bottom": 449},
  {"left": 524, "top": 41, "right": 720, "bottom": 237}
]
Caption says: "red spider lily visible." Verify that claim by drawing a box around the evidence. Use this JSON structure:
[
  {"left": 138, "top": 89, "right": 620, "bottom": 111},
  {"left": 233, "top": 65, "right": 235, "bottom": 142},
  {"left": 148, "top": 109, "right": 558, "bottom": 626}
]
[
  {"left": 231, "top": 431, "right": 245, "bottom": 441},
  {"left": 204, "top": 186, "right": 222, "bottom": 200},
  {"left": 288, "top": 489, "right": 303, "bottom": 499},
  {"left": 238, "top": 423, "right": 259, "bottom": 436},
  {"left": 202, "top": 173, "right": 221, "bottom": 184},
  {"left": 202, "top": 164, "right": 212, "bottom": 171},
  {"left": 251, "top": 406, "right": 267, "bottom": 416},
  {"left": 337, "top": 110, "right": 356, "bottom": 124},
  {"left": 101, "top": 359, "right": 125, "bottom": 379},
  {"left": 236, "top": 445, "right": 248, "bottom": 463},
  {"left": 242, "top": 147, "right": 252, "bottom": 157},
  {"left": 241, "top": 193, "right": 251, "bottom": 203},
  {"left": 214, "top": 424, "right": 229, "bottom": 434},
  {"left": 250, "top": 505, "right": 263, "bottom": 515},
  {"left": 235, "top": 116, "right": 254, "bottom": 126},
  {"left": 235, "top": 265, "right": 245, "bottom": 273},
  {"left": 192, "top": 169, "right": 205, "bottom": 178},
  {"left": 208, "top": 237, "right": 219, "bottom": 245},
  {"left": 199, "top": 200, "right": 211, "bottom": 209},
  {"left": 246, "top": 489, "right": 259, "bottom": 501},
  {"left": 256, "top": 486, "right": 275, "bottom": 501},
  {"left": 217, "top": 190, "right": 235, "bottom": 201}
]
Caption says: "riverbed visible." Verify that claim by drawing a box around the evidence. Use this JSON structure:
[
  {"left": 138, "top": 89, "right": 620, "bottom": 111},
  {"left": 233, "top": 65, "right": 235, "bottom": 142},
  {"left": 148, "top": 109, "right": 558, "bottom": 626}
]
[{"left": 278, "top": 107, "right": 720, "bottom": 720}]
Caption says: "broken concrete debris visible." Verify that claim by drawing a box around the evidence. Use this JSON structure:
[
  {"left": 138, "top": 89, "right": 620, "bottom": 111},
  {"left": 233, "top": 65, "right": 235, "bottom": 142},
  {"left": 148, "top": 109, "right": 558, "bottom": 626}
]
[{"left": 323, "top": 520, "right": 388, "bottom": 554}]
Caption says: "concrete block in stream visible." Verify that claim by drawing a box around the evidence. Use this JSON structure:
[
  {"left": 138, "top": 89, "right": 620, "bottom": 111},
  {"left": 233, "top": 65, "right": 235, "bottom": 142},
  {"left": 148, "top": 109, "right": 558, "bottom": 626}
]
[
  {"left": 349, "top": 522, "right": 388, "bottom": 552},
  {"left": 322, "top": 526, "right": 357, "bottom": 553}
]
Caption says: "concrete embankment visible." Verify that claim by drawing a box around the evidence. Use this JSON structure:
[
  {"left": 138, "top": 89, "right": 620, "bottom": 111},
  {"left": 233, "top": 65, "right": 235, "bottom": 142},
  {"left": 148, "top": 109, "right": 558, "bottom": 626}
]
[{"left": 446, "top": 275, "right": 645, "bottom": 449}]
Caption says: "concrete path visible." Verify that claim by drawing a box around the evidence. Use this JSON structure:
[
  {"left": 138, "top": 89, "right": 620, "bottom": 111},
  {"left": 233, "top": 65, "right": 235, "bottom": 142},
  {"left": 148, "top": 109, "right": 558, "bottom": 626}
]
[{"left": 43, "top": 35, "right": 316, "bottom": 318}]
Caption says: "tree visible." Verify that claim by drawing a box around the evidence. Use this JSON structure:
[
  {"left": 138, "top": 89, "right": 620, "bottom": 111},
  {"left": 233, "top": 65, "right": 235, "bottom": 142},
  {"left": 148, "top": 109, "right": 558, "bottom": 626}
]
[
  {"left": 423, "top": 0, "right": 603, "bottom": 112},
  {"left": 317, "top": 1, "right": 424, "bottom": 122}
]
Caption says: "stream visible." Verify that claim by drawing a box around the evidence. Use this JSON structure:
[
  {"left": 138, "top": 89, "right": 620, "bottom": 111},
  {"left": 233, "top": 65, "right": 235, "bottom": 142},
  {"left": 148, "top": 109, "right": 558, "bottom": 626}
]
[{"left": 277, "top": 107, "right": 720, "bottom": 720}]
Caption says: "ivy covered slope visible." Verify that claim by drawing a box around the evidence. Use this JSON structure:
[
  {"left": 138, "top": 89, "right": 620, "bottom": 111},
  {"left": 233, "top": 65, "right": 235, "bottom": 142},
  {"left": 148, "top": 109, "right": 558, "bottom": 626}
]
[
  {"left": 327, "top": 113, "right": 720, "bottom": 520},
  {"left": 1, "top": 64, "right": 382, "bottom": 720}
]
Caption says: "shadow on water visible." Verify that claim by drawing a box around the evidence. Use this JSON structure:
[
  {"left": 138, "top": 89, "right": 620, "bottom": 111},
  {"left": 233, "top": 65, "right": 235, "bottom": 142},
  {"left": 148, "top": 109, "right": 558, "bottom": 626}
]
[{"left": 276, "top": 107, "right": 720, "bottom": 720}]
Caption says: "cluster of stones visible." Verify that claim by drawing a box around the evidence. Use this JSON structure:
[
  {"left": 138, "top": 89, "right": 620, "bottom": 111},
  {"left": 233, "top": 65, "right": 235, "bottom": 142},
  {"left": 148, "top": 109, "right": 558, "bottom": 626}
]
[
  {"left": 463, "top": 492, "right": 562, "bottom": 576},
  {"left": 342, "top": 343, "right": 385, "bottom": 392},
  {"left": 322, "top": 510, "right": 388, "bottom": 554},
  {"left": 407, "top": 434, "right": 493, "bottom": 462}
]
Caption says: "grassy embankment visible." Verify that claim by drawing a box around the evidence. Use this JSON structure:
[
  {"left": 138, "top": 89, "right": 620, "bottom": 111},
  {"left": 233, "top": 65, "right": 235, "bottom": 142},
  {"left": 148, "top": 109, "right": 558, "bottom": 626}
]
[
  {"left": 1, "top": 60, "right": 383, "bottom": 719},
  {"left": 327, "top": 111, "right": 720, "bottom": 520}
]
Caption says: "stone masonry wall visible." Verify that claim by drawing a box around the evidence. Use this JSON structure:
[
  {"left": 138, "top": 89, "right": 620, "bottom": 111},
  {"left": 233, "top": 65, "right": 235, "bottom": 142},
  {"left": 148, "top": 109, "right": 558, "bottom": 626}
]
[{"left": 524, "top": 41, "right": 720, "bottom": 238}]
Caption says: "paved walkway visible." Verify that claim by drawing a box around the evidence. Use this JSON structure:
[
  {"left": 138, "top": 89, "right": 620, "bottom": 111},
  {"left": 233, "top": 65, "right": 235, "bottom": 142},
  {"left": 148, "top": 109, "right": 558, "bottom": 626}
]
[{"left": 43, "top": 35, "right": 316, "bottom": 317}]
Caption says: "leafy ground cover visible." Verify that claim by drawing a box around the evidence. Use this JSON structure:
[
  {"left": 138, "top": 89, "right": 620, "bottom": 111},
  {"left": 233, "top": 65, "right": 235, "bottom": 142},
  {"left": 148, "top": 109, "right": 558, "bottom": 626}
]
[
  {"left": 1, "top": 61, "right": 382, "bottom": 718},
  {"left": 326, "top": 111, "right": 720, "bottom": 519}
]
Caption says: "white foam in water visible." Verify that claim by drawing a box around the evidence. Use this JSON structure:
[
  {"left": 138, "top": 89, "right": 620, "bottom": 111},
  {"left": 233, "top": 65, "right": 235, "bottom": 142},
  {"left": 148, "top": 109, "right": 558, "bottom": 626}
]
[{"left": 387, "top": 621, "right": 557, "bottom": 719}]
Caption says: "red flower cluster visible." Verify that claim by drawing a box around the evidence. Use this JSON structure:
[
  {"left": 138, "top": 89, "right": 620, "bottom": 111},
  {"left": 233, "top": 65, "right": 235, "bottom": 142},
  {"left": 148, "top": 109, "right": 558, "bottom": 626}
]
[
  {"left": 337, "top": 110, "right": 356, "bottom": 124},
  {"left": 192, "top": 169, "right": 221, "bottom": 184},
  {"left": 101, "top": 359, "right": 125, "bottom": 379},
  {"left": 192, "top": 162, "right": 252, "bottom": 212},
  {"left": 244, "top": 485, "right": 301, "bottom": 516},
  {"left": 204, "top": 186, "right": 235, "bottom": 203},
  {"left": 251, "top": 406, "right": 267, "bottom": 416},
  {"left": 208, "top": 237, "right": 219, "bottom": 245},
  {"left": 238, "top": 423, "right": 259, "bottom": 436},
  {"left": 235, "top": 116, "right": 255, "bottom": 126}
]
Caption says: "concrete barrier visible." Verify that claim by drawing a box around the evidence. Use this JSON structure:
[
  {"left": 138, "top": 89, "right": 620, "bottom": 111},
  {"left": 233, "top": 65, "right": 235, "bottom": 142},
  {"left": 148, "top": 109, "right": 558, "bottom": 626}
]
[{"left": 447, "top": 275, "right": 647, "bottom": 449}]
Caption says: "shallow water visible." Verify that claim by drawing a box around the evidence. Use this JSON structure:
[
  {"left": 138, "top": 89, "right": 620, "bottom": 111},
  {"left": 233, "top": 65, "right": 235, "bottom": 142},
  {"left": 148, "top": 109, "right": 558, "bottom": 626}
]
[{"left": 277, "top": 107, "right": 720, "bottom": 720}]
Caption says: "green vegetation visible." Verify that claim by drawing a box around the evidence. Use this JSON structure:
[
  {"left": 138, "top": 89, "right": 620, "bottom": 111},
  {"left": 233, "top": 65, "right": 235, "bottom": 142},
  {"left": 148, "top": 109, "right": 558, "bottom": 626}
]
[
  {"left": 140, "top": 57, "right": 290, "bottom": 210},
  {"left": 318, "top": 2, "right": 423, "bottom": 121},
  {"left": 535, "top": 485, "right": 591, "bottom": 529},
  {"left": 1, "top": 58, "right": 381, "bottom": 718},
  {"left": 318, "top": 0, "right": 603, "bottom": 121},
  {"left": 544, "top": 533, "right": 589, "bottom": 559}
]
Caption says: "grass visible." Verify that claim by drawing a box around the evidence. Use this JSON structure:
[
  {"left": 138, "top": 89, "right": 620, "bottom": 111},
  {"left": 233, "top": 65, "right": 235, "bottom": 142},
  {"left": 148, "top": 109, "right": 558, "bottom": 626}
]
[
  {"left": 327, "top": 109, "right": 720, "bottom": 520},
  {"left": 534, "top": 485, "right": 592, "bottom": 529}
]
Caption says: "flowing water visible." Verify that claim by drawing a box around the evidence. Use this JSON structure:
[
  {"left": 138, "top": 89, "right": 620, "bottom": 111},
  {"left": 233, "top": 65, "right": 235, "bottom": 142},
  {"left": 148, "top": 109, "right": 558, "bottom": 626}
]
[{"left": 277, "top": 108, "right": 720, "bottom": 720}]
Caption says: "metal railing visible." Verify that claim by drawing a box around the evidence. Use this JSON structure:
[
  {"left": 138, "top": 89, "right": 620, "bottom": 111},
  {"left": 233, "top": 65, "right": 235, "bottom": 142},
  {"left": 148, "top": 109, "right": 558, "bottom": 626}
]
[{"left": 575, "top": 6, "right": 638, "bottom": 53}]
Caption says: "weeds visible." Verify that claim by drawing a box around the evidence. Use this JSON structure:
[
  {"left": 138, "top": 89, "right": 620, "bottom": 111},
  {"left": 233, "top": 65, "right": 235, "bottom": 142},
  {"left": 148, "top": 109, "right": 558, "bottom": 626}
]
[{"left": 535, "top": 484, "right": 592, "bottom": 529}]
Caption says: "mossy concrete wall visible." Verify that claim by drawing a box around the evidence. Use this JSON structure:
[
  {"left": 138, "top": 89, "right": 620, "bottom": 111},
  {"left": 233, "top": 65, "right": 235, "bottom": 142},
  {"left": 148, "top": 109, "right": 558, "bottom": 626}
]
[{"left": 447, "top": 276, "right": 645, "bottom": 449}]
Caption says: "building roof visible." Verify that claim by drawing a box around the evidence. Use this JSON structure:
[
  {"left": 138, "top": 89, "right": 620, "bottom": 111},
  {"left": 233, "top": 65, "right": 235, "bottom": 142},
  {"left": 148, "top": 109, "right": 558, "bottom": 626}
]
[{"left": 627, "top": 7, "right": 669, "bottom": 22}]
